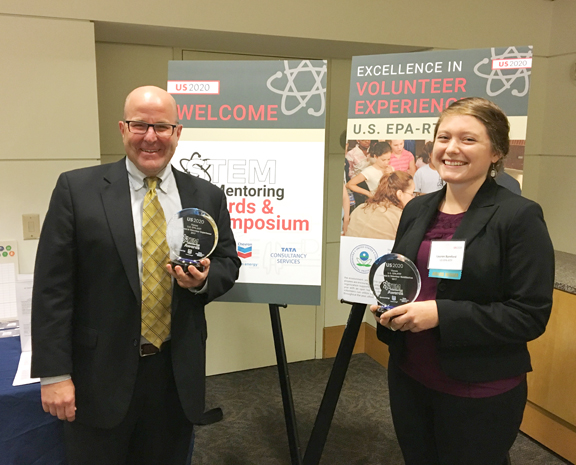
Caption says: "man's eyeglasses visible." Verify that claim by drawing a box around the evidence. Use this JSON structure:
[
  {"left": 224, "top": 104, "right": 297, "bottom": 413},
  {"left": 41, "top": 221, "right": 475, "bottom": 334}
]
[{"left": 125, "top": 121, "right": 177, "bottom": 137}]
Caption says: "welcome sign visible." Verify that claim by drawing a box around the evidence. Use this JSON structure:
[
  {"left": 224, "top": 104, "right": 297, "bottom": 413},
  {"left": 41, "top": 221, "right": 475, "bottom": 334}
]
[{"left": 169, "top": 60, "right": 327, "bottom": 305}]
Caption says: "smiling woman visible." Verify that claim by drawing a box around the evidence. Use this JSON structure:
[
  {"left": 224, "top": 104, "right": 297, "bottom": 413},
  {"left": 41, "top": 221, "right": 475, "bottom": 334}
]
[
  {"left": 370, "top": 97, "right": 555, "bottom": 465},
  {"left": 431, "top": 99, "right": 509, "bottom": 212},
  {"left": 432, "top": 115, "right": 499, "bottom": 201}
]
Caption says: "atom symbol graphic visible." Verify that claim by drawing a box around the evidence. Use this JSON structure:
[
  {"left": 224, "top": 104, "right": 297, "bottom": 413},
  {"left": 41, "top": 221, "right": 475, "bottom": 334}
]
[
  {"left": 474, "top": 46, "right": 532, "bottom": 97},
  {"left": 266, "top": 60, "right": 327, "bottom": 116},
  {"left": 180, "top": 152, "right": 212, "bottom": 182}
]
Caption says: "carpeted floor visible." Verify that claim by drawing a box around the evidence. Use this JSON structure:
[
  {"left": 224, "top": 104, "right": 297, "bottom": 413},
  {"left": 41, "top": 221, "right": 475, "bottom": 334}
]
[{"left": 193, "top": 354, "right": 571, "bottom": 465}]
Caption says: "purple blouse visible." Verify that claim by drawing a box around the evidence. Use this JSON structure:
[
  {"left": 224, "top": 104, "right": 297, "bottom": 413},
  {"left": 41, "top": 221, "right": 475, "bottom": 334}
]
[{"left": 398, "top": 210, "right": 525, "bottom": 398}]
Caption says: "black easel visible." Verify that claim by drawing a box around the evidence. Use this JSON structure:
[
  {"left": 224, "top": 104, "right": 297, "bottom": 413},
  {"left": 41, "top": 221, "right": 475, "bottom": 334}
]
[
  {"left": 268, "top": 302, "right": 367, "bottom": 465},
  {"left": 269, "top": 304, "right": 303, "bottom": 465}
]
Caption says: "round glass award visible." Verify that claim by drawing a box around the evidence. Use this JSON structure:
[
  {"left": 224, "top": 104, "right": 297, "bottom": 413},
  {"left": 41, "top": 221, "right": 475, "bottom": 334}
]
[
  {"left": 166, "top": 208, "right": 218, "bottom": 272},
  {"left": 369, "top": 253, "right": 421, "bottom": 316}
]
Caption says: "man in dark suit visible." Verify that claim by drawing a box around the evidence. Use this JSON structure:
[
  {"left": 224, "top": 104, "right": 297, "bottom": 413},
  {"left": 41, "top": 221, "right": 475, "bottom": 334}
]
[{"left": 31, "top": 86, "right": 241, "bottom": 464}]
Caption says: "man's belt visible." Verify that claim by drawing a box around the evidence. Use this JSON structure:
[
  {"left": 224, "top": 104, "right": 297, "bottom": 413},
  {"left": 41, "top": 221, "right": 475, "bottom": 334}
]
[{"left": 140, "top": 343, "right": 161, "bottom": 357}]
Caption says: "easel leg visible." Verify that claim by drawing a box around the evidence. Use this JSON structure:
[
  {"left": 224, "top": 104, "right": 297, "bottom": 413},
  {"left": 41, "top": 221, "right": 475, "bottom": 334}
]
[
  {"left": 269, "top": 303, "right": 303, "bottom": 465},
  {"left": 303, "top": 303, "right": 367, "bottom": 465}
]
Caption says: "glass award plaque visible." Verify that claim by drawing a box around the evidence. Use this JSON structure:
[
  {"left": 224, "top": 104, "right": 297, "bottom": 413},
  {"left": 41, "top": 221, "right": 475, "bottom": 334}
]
[
  {"left": 369, "top": 253, "right": 421, "bottom": 317},
  {"left": 166, "top": 208, "right": 218, "bottom": 272}
]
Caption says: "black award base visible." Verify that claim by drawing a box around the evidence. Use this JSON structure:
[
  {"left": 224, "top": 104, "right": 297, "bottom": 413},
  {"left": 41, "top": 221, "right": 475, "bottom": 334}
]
[{"left": 170, "top": 259, "right": 205, "bottom": 273}]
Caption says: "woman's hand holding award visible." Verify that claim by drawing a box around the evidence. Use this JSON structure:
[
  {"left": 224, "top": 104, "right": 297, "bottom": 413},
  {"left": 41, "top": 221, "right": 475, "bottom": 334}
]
[
  {"left": 369, "top": 254, "right": 421, "bottom": 319},
  {"left": 166, "top": 208, "right": 218, "bottom": 273}
]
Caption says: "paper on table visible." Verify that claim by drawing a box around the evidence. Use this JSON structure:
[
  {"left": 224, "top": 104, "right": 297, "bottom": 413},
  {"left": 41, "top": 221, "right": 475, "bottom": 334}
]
[
  {"left": 13, "top": 350, "right": 40, "bottom": 386},
  {"left": 12, "top": 275, "right": 38, "bottom": 385},
  {"left": 0, "top": 263, "right": 18, "bottom": 320},
  {"left": 16, "top": 274, "right": 33, "bottom": 352}
]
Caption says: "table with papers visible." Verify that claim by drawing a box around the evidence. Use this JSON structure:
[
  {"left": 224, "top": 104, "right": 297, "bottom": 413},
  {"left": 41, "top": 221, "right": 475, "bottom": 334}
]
[{"left": 0, "top": 336, "right": 67, "bottom": 465}]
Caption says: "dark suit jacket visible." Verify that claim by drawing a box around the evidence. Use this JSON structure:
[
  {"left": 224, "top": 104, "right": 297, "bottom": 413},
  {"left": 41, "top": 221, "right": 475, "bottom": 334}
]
[
  {"left": 377, "top": 179, "right": 554, "bottom": 383},
  {"left": 31, "top": 159, "right": 241, "bottom": 428}
]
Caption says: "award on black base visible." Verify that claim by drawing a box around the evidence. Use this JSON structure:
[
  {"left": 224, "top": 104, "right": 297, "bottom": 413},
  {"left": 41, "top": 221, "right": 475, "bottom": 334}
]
[
  {"left": 166, "top": 208, "right": 218, "bottom": 272},
  {"left": 369, "top": 253, "right": 421, "bottom": 317}
]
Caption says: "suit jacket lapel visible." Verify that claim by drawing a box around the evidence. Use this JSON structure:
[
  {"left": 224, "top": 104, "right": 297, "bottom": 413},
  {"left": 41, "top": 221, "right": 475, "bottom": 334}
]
[
  {"left": 399, "top": 188, "right": 445, "bottom": 261},
  {"left": 398, "top": 180, "right": 500, "bottom": 261},
  {"left": 170, "top": 168, "right": 201, "bottom": 316},
  {"left": 452, "top": 179, "right": 499, "bottom": 246},
  {"left": 101, "top": 159, "right": 140, "bottom": 302},
  {"left": 172, "top": 166, "right": 198, "bottom": 208}
]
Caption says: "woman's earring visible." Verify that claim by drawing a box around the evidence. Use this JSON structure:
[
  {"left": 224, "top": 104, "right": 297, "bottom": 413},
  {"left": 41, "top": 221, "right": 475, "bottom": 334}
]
[{"left": 490, "top": 163, "right": 497, "bottom": 178}]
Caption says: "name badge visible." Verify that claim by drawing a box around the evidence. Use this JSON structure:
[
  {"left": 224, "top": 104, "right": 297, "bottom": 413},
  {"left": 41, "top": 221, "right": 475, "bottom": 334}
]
[{"left": 428, "top": 240, "right": 465, "bottom": 280}]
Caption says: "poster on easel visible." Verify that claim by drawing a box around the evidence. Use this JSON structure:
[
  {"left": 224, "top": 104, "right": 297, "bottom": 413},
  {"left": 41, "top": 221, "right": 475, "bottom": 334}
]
[
  {"left": 339, "top": 46, "right": 533, "bottom": 304},
  {"left": 168, "top": 60, "right": 327, "bottom": 305}
]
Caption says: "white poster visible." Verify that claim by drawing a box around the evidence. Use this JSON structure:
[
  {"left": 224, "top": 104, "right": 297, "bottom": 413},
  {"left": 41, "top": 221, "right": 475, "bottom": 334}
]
[{"left": 169, "top": 60, "right": 327, "bottom": 304}]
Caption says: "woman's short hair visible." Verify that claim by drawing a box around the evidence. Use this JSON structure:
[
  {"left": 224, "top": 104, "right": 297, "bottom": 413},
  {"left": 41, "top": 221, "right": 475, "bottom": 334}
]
[
  {"left": 366, "top": 171, "right": 413, "bottom": 210},
  {"left": 371, "top": 141, "right": 392, "bottom": 157},
  {"left": 434, "top": 97, "right": 510, "bottom": 172}
]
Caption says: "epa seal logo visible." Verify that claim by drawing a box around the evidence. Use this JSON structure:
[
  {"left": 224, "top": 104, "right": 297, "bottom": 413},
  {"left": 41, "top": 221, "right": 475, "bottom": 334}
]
[{"left": 350, "top": 245, "right": 378, "bottom": 274}]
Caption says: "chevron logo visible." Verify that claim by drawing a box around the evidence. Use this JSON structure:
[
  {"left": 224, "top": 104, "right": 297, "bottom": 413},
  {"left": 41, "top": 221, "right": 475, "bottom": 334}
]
[{"left": 238, "top": 244, "right": 253, "bottom": 259}]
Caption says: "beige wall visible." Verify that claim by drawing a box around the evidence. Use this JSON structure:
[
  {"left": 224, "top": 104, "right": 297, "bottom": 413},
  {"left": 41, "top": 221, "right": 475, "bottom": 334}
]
[
  {"left": 97, "top": 43, "right": 176, "bottom": 164},
  {"left": 0, "top": 1, "right": 553, "bottom": 52},
  {"left": 324, "top": 59, "right": 358, "bottom": 328},
  {"left": 0, "top": 15, "right": 100, "bottom": 273},
  {"left": 525, "top": 0, "right": 576, "bottom": 253},
  {"left": 1, "top": 0, "right": 575, "bottom": 370}
]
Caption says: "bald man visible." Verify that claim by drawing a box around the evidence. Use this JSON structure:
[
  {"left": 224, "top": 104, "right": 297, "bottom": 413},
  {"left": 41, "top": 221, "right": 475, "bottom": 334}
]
[{"left": 31, "top": 86, "right": 240, "bottom": 464}]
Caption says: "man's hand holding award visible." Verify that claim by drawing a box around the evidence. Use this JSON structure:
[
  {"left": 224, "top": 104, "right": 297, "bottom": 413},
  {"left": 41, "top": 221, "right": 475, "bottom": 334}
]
[{"left": 167, "top": 208, "right": 218, "bottom": 273}]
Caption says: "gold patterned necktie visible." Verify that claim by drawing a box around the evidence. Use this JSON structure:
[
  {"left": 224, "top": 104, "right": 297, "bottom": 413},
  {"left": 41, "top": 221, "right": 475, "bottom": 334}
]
[{"left": 141, "top": 177, "right": 172, "bottom": 348}]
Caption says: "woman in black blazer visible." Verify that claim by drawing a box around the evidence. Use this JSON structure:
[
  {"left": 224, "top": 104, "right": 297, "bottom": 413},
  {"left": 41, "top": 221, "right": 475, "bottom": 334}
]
[{"left": 372, "top": 98, "right": 554, "bottom": 465}]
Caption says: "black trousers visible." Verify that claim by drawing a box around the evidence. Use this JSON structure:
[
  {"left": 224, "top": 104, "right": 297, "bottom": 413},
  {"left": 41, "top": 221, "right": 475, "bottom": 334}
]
[
  {"left": 387, "top": 360, "right": 526, "bottom": 465},
  {"left": 64, "top": 342, "right": 194, "bottom": 465}
]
